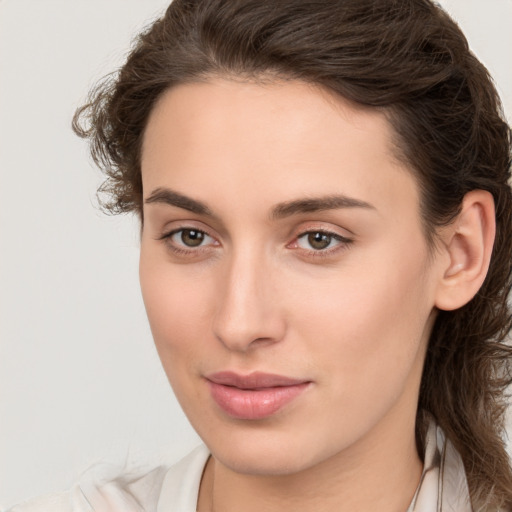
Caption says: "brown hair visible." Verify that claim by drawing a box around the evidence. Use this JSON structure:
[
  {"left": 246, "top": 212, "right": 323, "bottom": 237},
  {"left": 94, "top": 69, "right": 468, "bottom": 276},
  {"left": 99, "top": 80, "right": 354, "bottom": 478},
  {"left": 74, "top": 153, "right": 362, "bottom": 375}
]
[{"left": 73, "top": 0, "right": 512, "bottom": 508}]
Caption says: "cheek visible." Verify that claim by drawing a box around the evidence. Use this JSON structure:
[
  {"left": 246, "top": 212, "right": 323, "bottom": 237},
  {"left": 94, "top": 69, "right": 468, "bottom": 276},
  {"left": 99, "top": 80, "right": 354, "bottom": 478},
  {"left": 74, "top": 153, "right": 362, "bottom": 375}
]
[
  {"left": 139, "top": 251, "right": 215, "bottom": 363},
  {"left": 286, "top": 237, "right": 433, "bottom": 406}
]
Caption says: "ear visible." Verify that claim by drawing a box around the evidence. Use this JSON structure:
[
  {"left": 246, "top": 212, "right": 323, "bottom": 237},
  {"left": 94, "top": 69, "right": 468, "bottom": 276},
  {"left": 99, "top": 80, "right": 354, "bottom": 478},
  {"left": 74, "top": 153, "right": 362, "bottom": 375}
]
[{"left": 434, "top": 190, "right": 496, "bottom": 311}]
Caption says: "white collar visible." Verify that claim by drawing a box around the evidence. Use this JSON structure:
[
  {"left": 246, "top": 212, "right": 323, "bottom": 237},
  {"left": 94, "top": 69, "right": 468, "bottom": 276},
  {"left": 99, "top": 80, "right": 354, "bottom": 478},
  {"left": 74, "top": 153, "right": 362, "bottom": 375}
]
[{"left": 407, "top": 419, "right": 472, "bottom": 511}]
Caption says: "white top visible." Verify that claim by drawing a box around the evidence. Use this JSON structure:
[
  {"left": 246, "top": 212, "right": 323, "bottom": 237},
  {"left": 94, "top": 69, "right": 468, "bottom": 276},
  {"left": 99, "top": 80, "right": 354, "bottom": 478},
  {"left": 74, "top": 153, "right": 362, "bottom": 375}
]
[
  {"left": 6, "top": 445, "right": 209, "bottom": 512},
  {"left": 6, "top": 421, "right": 472, "bottom": 512}
]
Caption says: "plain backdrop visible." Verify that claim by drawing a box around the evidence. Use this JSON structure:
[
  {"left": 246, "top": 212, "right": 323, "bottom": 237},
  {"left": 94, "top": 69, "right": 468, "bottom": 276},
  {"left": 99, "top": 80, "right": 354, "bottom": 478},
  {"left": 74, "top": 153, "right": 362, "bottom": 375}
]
[{"left": 1, "top": 0, "right": 511, "bottom": 508}]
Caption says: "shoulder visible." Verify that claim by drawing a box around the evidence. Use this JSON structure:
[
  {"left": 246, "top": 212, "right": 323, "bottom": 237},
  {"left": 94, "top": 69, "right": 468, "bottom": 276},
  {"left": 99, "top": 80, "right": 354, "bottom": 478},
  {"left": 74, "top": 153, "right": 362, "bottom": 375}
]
[
  {"left": 156, "top": 444, "right": 210, "bottom": 511},
  {"left": 5, "top": 486, "right": 91, "bottom": 512},
  {"left": 5, "top": 445, "right": 210, "bottom": 512}
]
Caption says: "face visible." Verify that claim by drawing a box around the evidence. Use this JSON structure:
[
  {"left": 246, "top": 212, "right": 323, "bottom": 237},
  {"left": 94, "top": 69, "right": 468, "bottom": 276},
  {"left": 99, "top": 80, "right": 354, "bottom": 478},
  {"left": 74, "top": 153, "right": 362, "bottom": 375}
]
[{"left": 139, "top": 78, "right": 442, "bottom": 476}]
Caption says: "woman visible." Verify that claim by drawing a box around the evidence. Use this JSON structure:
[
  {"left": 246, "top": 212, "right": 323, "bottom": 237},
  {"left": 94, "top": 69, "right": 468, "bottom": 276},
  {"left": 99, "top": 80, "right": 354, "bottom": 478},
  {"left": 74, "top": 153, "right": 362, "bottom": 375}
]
[{"left": 10, "top": 0, "right": 512, "bottom": 510}]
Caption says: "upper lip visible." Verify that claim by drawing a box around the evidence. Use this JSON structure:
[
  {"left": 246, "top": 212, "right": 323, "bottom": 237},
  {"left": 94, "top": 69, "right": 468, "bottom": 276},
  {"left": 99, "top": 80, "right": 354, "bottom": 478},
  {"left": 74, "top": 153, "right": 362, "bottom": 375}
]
[{"left": 205, "top": 371, "right": 309, "bottom": 389}]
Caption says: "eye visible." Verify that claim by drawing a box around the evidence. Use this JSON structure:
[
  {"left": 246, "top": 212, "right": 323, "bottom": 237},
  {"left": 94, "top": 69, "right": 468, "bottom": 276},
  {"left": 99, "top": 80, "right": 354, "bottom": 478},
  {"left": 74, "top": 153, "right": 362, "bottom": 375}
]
[
  {"left": 161, "top": 228, "right": 217, "bottom": 251},
  {"left": 293, "top": 230, "right": 352, "bottom": 253},
  {"left": 174, "top": 229, "right": 210, "bottom": 247},
  {"left": 298, "top": 232, "right": 337, "bottom": 250}
]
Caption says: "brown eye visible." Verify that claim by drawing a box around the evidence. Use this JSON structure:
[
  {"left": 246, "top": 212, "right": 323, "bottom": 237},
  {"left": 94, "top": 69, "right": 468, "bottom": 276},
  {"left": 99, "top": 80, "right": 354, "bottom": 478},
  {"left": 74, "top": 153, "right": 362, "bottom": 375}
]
[
  {"left": 180, "top": 229, "right": 206, "bottom": 247},
  {"left": 306, "top": 232, "right": 333, "bottom": 250},
  {"left": 160, "top": 227, "right": 217, "bottom": 255},
  {"left": 294, "top": 230, "right": 351, "bottom": 253}
]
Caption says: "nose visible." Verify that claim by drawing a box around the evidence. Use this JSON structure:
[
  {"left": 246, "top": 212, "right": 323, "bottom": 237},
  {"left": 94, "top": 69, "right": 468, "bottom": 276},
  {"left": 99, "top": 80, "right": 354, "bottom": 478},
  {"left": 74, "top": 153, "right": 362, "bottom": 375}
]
[{"left": 212, "top": 249, "right": 286, "bottom": 352}]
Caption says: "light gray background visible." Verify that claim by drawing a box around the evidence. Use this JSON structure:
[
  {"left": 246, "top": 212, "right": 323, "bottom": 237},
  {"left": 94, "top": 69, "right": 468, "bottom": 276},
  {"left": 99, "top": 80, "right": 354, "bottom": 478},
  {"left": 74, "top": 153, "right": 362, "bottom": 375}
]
[{"left": 1, "top": 0, "right": 511, "bottom": 508}]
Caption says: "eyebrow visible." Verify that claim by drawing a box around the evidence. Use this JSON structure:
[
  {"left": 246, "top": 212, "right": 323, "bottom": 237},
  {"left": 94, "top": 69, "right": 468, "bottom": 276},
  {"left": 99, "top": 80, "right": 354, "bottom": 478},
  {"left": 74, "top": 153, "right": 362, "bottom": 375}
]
[
  {"left": 270, "top": 195, "right": 375, "bottom": 220},
  {"left": 145, "top": 187, "right": 214, "bottom": 216},
  {"left": 144, "top": 187, "right": 375, "bottom": 219}
]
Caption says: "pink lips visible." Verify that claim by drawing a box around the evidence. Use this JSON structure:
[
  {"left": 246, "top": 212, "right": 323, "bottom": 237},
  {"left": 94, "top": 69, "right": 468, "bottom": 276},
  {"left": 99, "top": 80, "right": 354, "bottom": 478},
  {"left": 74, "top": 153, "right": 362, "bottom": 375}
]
[{"left": 206, "top": 371, "right": 310, "bottom": 420}]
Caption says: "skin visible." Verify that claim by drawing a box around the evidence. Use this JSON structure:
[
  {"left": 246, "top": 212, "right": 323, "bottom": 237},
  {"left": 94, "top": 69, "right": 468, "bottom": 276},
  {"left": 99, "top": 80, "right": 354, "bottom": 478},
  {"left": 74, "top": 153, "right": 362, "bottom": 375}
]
[{"left": 138, "top": 78, "right": 491, "bottom": 512}]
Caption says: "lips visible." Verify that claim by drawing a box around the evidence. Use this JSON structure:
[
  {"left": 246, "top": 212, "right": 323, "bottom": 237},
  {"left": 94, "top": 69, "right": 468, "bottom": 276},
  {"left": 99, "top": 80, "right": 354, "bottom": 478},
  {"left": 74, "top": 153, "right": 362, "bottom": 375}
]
[{"left": 205, "top": 371, "right": 311, "bottom": 420}]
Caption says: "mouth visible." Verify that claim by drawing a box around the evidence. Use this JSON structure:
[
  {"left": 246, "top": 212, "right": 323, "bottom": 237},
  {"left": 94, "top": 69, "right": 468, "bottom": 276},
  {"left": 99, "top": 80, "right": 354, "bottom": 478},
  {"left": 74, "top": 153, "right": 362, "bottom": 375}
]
[{"left": 205, "top": 371, "right": 312, "bottom": 420}]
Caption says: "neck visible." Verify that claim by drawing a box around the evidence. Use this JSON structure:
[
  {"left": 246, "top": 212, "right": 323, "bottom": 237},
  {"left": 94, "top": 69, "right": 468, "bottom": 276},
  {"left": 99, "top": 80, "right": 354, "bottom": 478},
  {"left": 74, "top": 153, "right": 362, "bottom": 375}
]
[{"left": 198, "top": 412, "right": 423, "bottom": 512}]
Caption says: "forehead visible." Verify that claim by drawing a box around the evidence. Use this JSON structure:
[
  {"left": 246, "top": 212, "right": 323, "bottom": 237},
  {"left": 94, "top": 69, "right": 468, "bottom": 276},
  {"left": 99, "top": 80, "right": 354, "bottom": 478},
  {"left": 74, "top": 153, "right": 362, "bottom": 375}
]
[
  {"left": 141, "top": 78, "right": 419, "bottom": 220},
  {"left": 143, "top": 78, "right": 395, "bottom": 162}
]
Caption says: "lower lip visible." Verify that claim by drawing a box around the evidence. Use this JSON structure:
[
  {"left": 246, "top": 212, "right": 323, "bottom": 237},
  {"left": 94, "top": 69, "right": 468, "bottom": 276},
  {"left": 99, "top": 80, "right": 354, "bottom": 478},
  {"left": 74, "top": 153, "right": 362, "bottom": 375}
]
[{"left": 207, "top": 381, "right": 310, "bottom": 420}]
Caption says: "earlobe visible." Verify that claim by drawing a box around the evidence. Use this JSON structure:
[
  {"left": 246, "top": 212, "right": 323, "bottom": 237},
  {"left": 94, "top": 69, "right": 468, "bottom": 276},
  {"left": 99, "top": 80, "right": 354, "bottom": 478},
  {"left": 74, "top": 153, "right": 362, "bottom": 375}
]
[{"left": 434, "top": 190, "right": 496, "bottom": 311}]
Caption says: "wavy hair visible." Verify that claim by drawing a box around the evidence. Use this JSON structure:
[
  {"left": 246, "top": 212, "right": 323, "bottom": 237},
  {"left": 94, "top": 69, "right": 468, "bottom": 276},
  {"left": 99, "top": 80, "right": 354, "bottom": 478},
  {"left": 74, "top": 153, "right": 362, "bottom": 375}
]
[{"left": 73, "top": 0, "right": 512, "bottom": 508}]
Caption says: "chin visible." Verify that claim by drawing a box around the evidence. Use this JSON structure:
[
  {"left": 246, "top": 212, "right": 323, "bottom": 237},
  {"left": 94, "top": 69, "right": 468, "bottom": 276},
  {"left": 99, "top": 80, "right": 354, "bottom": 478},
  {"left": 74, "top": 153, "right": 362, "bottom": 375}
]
[
  {"left": 198, "top": 420, "right": 340, "bottom": 477},
  {"left": 214, "top": 446, "right": 317, "bottom": 476}
]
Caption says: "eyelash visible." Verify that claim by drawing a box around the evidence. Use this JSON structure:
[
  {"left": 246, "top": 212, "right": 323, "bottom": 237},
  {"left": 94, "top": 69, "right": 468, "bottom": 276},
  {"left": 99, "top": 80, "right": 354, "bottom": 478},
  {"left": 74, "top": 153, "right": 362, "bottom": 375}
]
[
  {"left": 158, "top": 228, "right": 217, "bottom": 257},
  {"left": 292, "top": 230, "right": 353, "bottom": 258},
  {"left": 158, "top": 227, "right": 353, "bottom": 258}
]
